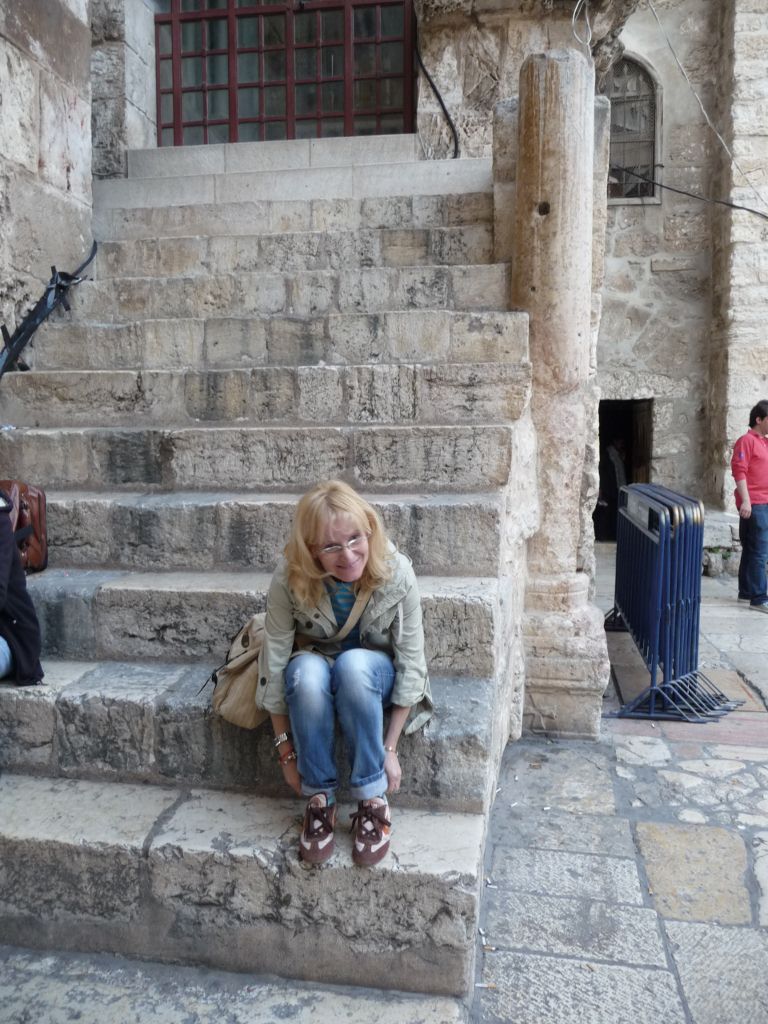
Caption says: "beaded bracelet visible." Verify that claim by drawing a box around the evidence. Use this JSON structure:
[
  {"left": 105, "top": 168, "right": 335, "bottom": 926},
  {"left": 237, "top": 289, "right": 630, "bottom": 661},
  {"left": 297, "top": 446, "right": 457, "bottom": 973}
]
[{"left": 278, "top": 748, "right": 297, "bottom": 766}]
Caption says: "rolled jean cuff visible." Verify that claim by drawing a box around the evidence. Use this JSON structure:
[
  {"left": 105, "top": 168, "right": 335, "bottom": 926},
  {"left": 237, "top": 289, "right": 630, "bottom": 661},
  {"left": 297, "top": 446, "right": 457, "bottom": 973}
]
[{"left": 349, "top": 770, "right": 388, "bottom": 802}]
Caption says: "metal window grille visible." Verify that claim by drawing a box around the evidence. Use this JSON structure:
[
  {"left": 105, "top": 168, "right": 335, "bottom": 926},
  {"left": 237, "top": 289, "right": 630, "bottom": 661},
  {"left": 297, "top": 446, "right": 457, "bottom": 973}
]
[
  {"left": 155, "top": 0, "right": 414, "bottom": 146},
  {"left": 602, "top": 58, "right": 656, "bottom": 200}
]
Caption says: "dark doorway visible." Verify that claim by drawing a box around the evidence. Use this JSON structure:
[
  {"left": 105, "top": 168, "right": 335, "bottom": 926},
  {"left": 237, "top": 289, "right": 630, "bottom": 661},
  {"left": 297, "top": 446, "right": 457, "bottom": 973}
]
[{"left": 594, "top": 398, "right": 653, "bottom": 540}]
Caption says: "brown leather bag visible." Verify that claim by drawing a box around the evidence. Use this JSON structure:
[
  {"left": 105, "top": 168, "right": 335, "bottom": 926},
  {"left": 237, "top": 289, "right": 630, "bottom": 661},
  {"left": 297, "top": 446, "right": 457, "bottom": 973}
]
[{"left": 0, "top": 480, "right": 48, "bottom": 572}]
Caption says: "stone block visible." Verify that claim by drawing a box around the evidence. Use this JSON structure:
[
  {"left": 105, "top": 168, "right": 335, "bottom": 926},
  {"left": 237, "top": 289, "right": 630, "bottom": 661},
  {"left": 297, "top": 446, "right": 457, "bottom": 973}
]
[
  {"left": 450, "top": 263, "right": 508, "bottom": 309},
  {"left": 0, "top": 42, "right": 39, "bottom": 175},
  {"left": 1, "top": 0, "right": 91, "bottom": 92},
  {"left": 205, "top": 318, "right": 268, "bottom": 368}
]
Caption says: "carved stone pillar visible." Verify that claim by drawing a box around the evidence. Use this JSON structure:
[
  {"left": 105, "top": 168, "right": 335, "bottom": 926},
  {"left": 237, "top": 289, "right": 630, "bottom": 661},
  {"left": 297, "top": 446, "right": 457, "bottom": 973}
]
[{"left": 511, "top": 49, "right": 609, "bottom": 738}]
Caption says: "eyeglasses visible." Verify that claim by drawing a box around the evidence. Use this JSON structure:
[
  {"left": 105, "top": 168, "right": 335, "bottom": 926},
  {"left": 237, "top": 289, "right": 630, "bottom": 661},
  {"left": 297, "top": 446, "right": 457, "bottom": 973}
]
[{"left": 317, "top": 533, "right": 369, "bottom": 557}]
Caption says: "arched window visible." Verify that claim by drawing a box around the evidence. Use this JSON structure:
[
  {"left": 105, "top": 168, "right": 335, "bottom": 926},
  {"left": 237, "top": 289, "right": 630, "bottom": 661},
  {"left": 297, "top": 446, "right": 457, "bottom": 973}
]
[{"left": 601, "top": 57, "right": 657, "bottom": 200}]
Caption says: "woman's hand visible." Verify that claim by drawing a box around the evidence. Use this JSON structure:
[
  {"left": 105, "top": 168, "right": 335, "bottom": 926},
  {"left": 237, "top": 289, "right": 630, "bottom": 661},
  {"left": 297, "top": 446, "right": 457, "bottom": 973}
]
[
  {"left": 384, "top": 749, "right": 402, "bottom": 794},
  {"left": 281, "top": 758, "right": 302, "bottom": 796}
]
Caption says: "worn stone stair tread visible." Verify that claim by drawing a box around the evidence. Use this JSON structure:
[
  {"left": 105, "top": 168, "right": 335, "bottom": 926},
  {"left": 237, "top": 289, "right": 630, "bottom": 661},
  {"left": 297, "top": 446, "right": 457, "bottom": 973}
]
[
  {"left": 0, "top": 945, "right": 468, "bottom": 1024},
  {"left": 0, "top": 664, "right": 495, "bottom": 812},
  {"left": 27, "top": 568, "right": 501, "bottom": 674},
  {"left": 0, "top": 423, "right": 515, "bottom": 492},
  {"left": 0, "top": 771, "right": 484, "bottom": 995},
  {"left": 30, "top": 309, "right": 527, "bottom": 372},
  {"left": 1, "top": 362, "right": 530, "bottom": 428},
  {"left": 43, "top": 488, "right": 505, "bottom": 576},
  {"left": 93, "top": 157, "right": 493, "bottom": 209}
]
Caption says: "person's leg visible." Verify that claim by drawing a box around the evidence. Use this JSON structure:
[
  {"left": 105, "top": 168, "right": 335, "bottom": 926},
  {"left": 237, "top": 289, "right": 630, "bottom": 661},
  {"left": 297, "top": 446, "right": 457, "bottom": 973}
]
[
  {"left": 746, "top": 505, "right": 768, "bottom": 608},
  {"left": 284, "top": 653, "right": 338, "bottom": 798},
  {"left": 0, "top": 637, "right": 13, "bottom": 678},
  {"left": 738, "top": 513, "right": 752, "bottom": 599},
  {"left": 331, "top": 648, "right": 395, "bottom": 801}
]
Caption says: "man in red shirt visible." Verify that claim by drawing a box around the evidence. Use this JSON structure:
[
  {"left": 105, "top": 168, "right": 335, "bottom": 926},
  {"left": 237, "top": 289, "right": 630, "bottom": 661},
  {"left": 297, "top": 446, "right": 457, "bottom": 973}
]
[{"left": 731, "top": 399, "right": 768, "bottom": 612}]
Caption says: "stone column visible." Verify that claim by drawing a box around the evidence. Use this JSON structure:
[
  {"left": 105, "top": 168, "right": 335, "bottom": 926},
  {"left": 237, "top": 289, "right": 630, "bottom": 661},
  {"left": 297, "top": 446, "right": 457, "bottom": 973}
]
[{"left": 511, "top": 49, "right": 609, "bottom": 738}]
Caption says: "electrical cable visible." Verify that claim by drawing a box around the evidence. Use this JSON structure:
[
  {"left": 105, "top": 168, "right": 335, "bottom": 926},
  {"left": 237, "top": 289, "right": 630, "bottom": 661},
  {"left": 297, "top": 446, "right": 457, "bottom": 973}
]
[
  {"left": 572, "top": 0, "right": 593, "bottom": 49},
  {"left": 611, "top": 165, "right": 768, "bottom": 222},
  {"left": 646, "top": 0, "right": 768, "bottom": 215},
  {"left": 414, "top": 24, "right": 460, "bottom": 159}
]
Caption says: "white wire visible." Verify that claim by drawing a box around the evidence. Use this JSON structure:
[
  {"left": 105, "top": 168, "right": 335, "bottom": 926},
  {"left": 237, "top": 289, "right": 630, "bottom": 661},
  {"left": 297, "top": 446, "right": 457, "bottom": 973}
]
[
  {"left": 572, "top": 0, "right": 593, "bottom": 49},
  {"left": 646, "top": 0, "right": 768, "bottom": 213}
]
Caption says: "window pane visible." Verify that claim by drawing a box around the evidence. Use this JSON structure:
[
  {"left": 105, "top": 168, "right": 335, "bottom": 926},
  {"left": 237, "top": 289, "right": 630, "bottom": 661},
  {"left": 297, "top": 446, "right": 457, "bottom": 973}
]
[
  {"left": 264, "top": 51, "right": 286, "bottom": 81},
  {"left": 354, "top": 79, "right": 376, "bottom": 109},
  {"left": 208, "top": 123, "right": 229, "bottom": 142},
  {"left": 205, "top": 0, "right": 227, "bottom": 8},
  {"left": 265, "top": 121, "right": 287, "bottom": 140},
  {"left": 182, "top": 57, "right": 203, "bottom": 87},
  {"left": 264, "top": 85, "right": 286, "bottom": 116},
  {"left": 182, "top": 90, "right": 204, "bottom": 120},
  {"left": 295, "top": 83, "right": 317, "bottom": 115},
  {"left": 295, "top": 11, "right": 317, "bottom": 44},
  {"left": 183, "top": 125, "right": 204, "bottom": 144},
  {"left": 380, "top": 42, "right": 403, "bottom": 74},
  {"left": 321, "top": 81, "right": 343, "bottom": 113},
  {"left": 381, "top": 5, "right": 404, "bottom": 37},
  {"left": 207, "top": 54, "right": 228, "bottom": 84},
  {"left": 160, "top": 93, "right": 174, "bottom": 123},
  {"left": 321, "top": 10, "right": 343, "bottom": 43},
  {"left": 295, "top": 48, "right": 317, "bottom": 79},
  {"left": 156, "top": 1, "right": 172, "bottom": 12},
  {"left": 354, "top": 115, "right": 377, "bottom": 135},
  {"left": 181, "top": 21, "right": 203, "bottom": 53},
  {"left": 321, "top": 45, "right": 343, "bottom": 78},
  {"left": 181, "top": 0, "right": 201, "bottom": 10},
  {"left": 295, "top": 119, "right": 318, "bottom": 139},
  {"left": 380, "top": 77, "right": 403, "bottom": 109},
  {"left": 354, "top": 44, "right": 376, "bottom": 76},
  {"left": 208, "top": 89, "right": 229, "bottom": 118},
  {"left": 264, "top": 15, "right": 285, "bottom": 46},
  {"left": 207, "top": 18, "right": 227, "bottom": 50},
  {"left": 320, "top": 118, "right": 344, "bottom": 138},
  {"left": 158, "top": 24, "right": 173, "bottom": 54},
  {"left": 238, "top": 86, "right": 260, "bottom": 117},
  {"left": 380, "top": 114, "right": 403, "bottom": 133},
  {"left": 354, "top": 7, "right": 376, "bottom": 39},
  {"left": 238, "top": 52, "right": 260, "bottom": 81},
  {"left": 161, "top": 127, "right": 175, "bottom": 145},
  {"left": 159, "top": 59, "right": 173, "bottom": 89},
  {"left": 239, "top": 122, "right": 261, "bottom": 140},
  {"left": 237, "top": 16, "right": 259, "bottom": 47}
]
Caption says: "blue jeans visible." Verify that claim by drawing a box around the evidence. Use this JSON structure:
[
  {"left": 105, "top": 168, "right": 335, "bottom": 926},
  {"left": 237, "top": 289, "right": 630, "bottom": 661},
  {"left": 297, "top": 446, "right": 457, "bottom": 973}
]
[
  {"left": 738, "top": 503, "right": 768, "bottom": 605},
  {"left": 284, "top": 648, "right": 395, "bottom": 801},
  {"left": 0, "top": 637, "right": 13, "bottom": 678}
]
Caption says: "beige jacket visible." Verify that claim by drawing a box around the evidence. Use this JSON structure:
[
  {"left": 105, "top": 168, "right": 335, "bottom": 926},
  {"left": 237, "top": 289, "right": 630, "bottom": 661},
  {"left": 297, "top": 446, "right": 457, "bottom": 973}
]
[{"left": 255, "top": 551, "right": 433, "bottom": 733}]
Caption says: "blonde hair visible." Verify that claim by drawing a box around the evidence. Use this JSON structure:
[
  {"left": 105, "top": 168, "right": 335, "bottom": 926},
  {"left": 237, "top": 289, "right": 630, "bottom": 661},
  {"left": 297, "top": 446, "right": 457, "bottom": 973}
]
[{"left": 285, "top": 480, "right": 393, "bottom": 606}]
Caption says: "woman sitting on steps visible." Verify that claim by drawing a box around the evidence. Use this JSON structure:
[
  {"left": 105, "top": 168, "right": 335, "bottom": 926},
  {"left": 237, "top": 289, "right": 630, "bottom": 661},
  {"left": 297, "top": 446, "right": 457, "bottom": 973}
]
[{"left": 256, "top": 480, "right": 432, "bottom": 866}]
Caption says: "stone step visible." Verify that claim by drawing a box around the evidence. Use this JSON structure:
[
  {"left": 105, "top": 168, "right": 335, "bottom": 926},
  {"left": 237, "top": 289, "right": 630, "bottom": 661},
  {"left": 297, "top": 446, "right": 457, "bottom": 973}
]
[
  {"left": 1, "top": 363, "right": 530, "bottom": 428},
  {"left": 0, "top": 771, "right": 483, "bottom": 995},
  {"left": 69, "top": 264, "right": 510, "bottom": 321},
  {"left": 27, "top": 569, "right": 500, "bottom": 675},
  {"left": 45, "top": 490, "right": 504, "bottom": 577},
  {"left": 95, "top": 225, "right": 493, "bottom": 280},
  {"left": 0, "top": 424, "right": 515, "bottom": 491},
  {"left": 0, "top": 663, "right": 495, "bottom": 814},
  {"left": 93, "top": 157, "right": 492, "bottom": 211},
  {"left": 29, "top": 309, "right": 527, "bottom": 372},
  {"left": 126, "top": 134, "right": 424, "bottom": 179},
  {"left": 93, "top": 191, "right": 492, "bottom": 242}
]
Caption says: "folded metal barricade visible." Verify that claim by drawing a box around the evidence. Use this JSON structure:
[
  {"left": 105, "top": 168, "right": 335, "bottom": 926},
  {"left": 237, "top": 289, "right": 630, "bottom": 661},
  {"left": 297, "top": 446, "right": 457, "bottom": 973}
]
[{"left": 607, "top": 483, "right": 743, "bottom": 722}]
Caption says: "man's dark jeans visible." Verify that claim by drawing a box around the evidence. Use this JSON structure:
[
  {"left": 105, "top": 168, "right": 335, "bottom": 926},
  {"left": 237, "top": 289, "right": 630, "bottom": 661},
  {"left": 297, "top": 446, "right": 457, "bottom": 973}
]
[{"left": 738, "top": 503, "right": 768, "bottom": 605}]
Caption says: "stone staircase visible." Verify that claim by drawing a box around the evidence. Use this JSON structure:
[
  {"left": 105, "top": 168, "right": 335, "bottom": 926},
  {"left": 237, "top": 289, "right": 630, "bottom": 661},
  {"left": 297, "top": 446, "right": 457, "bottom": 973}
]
[{"left": 0, "top": 135, "right": 533, "bottom": 998}]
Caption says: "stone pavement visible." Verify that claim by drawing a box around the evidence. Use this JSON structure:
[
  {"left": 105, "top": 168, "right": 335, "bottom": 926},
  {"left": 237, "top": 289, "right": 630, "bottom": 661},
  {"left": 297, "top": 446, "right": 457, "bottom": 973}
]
[{"left": 1, "top": 543, "right": 767, "bottom": 1022}]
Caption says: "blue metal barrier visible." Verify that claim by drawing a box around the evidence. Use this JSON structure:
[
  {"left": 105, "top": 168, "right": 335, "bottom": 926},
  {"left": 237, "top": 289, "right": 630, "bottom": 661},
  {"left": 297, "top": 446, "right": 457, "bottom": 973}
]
[{"left": 607, "top": 484, "right": 742, "bottom": 722}]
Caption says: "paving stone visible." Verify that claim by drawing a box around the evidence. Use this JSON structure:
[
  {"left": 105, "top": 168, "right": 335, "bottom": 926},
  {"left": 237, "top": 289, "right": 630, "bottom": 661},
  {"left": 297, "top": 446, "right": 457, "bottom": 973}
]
[
  {"left": 636, "top": 823, "right": 751, "bottom": 924},
  {"left": 497, "top": 740, "right": 617, "bottom": 815},
  {"left": 483, "top": 891, "right": 667, "bottom": 966},
  {"left": 488, "top": 806, "right": 635, "bottom": 858},
  {"left": 0, "top": 946, "right": 467, "bottom": 1024},
  {"left": 755, "top": 831, "right": 768, "bottom": 928},
  {"left": 475, "top": 951, "right": 687, "bottom": 1024},
  {"left": 489, "top": 847, "right": 644, "bottom": 904},
  {"left": 709, "top": 744, "right": 768, "bottom": 762},
  {"left": 613, "top": 735, "right": 673, "bottom": 766},
  {"left": 665, "top": 921, "right": 768, "bottom": 1024}
]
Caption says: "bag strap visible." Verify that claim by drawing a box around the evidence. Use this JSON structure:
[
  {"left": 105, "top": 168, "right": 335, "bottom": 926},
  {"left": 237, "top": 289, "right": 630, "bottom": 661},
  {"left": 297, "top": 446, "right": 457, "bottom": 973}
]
[{"left": 328, "top": 586, "right": 372, "bottom": 643}]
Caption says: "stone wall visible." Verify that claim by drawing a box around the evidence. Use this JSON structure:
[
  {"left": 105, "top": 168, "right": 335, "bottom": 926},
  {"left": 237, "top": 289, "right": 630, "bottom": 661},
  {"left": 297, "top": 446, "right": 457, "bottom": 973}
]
[
  {"left": 92, "top": 0, "right": 157, "bottom": 179},
  {"left": 0, "top": 0, "right": 92, "bottom": 330},
  {"left": 597, "top": 0, "right": 719, "bottom": 497}
]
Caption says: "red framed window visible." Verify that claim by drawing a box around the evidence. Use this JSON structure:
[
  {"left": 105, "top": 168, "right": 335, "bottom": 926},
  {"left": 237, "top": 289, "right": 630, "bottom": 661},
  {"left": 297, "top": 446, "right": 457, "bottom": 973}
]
[{"left": 155, "top": 0, "right": 415, "bottom": 145}]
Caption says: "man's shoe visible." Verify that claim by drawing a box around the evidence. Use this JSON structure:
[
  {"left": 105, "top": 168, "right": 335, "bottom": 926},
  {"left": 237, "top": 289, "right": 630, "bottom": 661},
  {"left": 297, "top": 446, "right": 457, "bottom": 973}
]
[
  {"left": 738, "top": 594, "right": 751, "bottom": 601},
  {"left": 350, "top": 797, "right": 391, "bottom": 866},
  {"left": 749, "top": 602, "right": 768, "bottom": 614},
  {"left": 299, "top": 793, "right": 337, "bottom": 864}
]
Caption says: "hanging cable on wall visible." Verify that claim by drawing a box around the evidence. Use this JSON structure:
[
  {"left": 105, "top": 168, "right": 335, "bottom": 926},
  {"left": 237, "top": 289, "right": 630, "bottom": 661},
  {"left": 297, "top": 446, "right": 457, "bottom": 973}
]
[
  {"left": 572, "top": 0, "right": 593, "bottom": 50},
  {"left": 414, "top": 23, "right": 460, "bottom": 159},
  {"left": 611, "top": 165, "right": 768, "bottom": 223}
]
